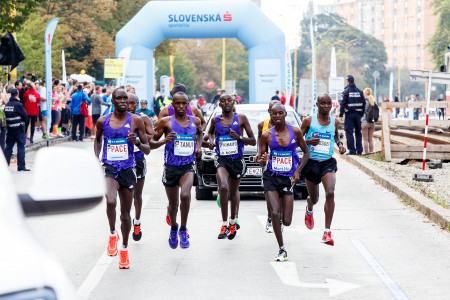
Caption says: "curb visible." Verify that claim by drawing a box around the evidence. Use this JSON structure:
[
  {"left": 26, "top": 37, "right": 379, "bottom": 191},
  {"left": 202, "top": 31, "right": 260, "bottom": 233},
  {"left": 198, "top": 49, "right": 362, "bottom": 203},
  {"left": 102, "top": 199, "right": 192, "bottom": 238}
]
[
  {"left": 24, "top": 136, "right": 72, "bottom": 154},
  {"left": 339, "top": 153, "right": 450, "bottom": 232}
]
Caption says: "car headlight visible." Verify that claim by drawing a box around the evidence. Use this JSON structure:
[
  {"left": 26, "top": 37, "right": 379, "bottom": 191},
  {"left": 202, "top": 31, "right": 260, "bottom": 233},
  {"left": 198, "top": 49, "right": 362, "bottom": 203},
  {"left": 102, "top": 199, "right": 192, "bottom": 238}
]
[
  {"left": 202, "top": 149, "right": 216, "bottom": 161},
  {"left": 1, "top": 287, "right": 57, "bottom": 300}
]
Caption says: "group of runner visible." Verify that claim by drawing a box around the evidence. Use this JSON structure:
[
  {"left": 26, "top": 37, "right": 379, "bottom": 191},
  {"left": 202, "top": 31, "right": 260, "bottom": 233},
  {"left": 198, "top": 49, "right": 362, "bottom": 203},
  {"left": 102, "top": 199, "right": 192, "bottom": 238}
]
[{"left": 93, "top": 84, "right": 346, "bottom": 268}]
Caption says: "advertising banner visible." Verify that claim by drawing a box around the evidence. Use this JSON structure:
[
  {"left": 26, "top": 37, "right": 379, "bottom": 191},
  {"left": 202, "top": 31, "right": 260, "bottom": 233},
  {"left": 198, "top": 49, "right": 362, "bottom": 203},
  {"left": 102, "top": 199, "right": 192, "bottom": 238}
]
[{"left": 104, "top": 58, "right": 124, "bottom": 79}]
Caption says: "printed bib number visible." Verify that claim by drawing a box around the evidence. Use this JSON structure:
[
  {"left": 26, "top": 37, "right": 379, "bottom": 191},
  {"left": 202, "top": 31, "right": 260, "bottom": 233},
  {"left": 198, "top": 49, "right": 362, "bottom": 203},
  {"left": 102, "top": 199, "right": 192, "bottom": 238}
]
[
  {"left": 272, "top": 150, "right": 292, "bottom": 172},
  {"left": 310, "top": 133, "right": 331, "bottom": 154},
  {"left": 219, "top": 135, "right": 238, "bottom": 156},
  {"left": 107, "top": 138, "right": 129, "bottom": 161},
  {"left": 174, "top": 134, "right": 195, "bottom": 156}
]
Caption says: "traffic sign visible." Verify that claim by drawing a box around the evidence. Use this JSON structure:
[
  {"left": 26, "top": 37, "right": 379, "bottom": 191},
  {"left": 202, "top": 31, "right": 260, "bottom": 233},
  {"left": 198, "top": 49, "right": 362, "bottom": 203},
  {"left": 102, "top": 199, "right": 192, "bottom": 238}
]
[{"left": 410, "top": 70, "right": 450, "bottom": 85}]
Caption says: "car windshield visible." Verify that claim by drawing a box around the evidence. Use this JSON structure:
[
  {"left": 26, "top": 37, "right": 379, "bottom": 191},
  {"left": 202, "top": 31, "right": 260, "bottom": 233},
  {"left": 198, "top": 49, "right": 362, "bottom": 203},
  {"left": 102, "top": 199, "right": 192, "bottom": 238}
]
[{"left": 205, "top": 107, "right": 301, "bottom": 136}]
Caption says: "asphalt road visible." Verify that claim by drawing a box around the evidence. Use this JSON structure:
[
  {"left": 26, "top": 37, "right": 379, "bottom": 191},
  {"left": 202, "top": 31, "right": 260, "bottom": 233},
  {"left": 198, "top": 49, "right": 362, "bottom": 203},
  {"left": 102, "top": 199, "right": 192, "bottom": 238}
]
[{"left": 12, "top": 141, "right": 450, "bottom": 300}]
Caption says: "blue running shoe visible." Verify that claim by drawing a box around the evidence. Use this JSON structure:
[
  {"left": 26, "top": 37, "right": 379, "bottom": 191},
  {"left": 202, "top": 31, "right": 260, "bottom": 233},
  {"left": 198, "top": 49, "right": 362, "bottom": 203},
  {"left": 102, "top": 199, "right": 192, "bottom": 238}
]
[
  {"left": 168, "top": 224, "right": 179, "bottom": 249},
  {"left": 179, "top": 229, "right": 190, "bottom": 249}
]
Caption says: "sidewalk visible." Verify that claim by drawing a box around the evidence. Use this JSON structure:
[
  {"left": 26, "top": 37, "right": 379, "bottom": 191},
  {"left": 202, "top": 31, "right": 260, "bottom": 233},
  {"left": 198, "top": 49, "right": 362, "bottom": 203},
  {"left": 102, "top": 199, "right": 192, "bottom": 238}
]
[
  {"left": 339, "top": 152, "right": 450, "bottom": 232},
  {"left": 24, "top": 130, "right": 72, "bottom": 154}
]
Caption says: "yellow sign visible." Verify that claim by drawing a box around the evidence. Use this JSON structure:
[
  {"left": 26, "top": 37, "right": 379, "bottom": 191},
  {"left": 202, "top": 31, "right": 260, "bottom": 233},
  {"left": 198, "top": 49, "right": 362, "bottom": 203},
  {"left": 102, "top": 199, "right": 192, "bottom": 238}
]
[{"left": 104, "top": 58, "right": 124, "bottom": 78}]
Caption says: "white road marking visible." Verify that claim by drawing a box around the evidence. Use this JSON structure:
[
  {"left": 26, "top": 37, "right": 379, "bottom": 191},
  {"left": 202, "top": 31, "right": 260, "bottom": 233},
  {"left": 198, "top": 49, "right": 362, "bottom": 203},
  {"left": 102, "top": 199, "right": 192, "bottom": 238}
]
[
  {"left": 271, "top": 262, "right": 361, "bottom": 297},
  {"left": 257, "top": 215, "right": 317, "bottom": 234},
  {"left": 76, "top": 194, "right": 151, "bottom": 299},
  {"left": 351, "top": 239, "right": 409, "bottom": 300}
]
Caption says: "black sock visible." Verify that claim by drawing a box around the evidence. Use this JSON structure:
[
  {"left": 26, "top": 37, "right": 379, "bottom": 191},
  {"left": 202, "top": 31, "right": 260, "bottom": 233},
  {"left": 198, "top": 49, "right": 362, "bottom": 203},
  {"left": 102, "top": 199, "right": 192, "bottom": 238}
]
[
  {"left": 171, "top": 224, "right": 178, "bottom": 231},
  {"left": 180, "top": 225, "right": 186, "bottom": 231}
]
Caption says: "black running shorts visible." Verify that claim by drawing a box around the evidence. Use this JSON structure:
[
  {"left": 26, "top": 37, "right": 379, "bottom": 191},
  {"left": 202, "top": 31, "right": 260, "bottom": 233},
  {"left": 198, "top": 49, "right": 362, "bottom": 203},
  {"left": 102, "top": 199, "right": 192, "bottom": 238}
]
[
  {"left": 262, "top": 169, "right": 294, "bottom": 196},
  {"left": 214, "top": 156, "right": 246, "bottom": 179},
  {"left": 135, "top": 157, "right": 147, "bottom": 180},
  {"left": 301, "top": 157, "right": 338, "bottom": 185},
  {"left": 162, "top": 163, "right": 195, "bottom": 187},
  {"left": 103, "top": 164, "right": 137, "bottom": 191}
]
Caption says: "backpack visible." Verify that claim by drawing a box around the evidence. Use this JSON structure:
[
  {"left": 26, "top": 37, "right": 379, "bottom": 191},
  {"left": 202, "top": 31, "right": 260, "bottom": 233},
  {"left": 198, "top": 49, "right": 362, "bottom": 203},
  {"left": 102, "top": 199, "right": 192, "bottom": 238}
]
[{"left": 365, "top": 102, "right": 379, "bottom": 123}]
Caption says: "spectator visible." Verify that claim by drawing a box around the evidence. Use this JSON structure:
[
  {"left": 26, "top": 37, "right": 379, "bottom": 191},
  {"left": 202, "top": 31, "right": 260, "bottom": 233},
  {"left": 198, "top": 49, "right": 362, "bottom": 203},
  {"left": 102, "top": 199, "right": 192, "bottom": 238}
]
[
  {"left": 413, "top": 94, "right": 420, "bottom": 120},
  {"left": 280, "top": 90, "right": 286, "bottom": 105},
  {"left": 0, "top": 94, "right": 6, "bottom": 153},
  {"left": 4, "top": 88, "right": 29, "bottom": 171},
  {"left": 437, "top": 94, "right": 445, "bottom": 120},
  {"left": 190, "top": 95, "right": 199, "bottom": 108},
  {"left": 271, "top": 90, "right": 280, "bottom": 101},
  {"left": 136, "top": 99, "right": 156, "bottom": 122},
  {"left": 339, "top": 75, "right": 365, "bottom": 155},
  {"left": 69, "top": 84, "right": 91, "bottom": 142},
  {"left": 394, "top": 92, "right": 400, "bottom": 118},
  {"left": 212, "top": 88, "right": 222, "bottom": 106},
  {"left": 361, "top": 88, "right": 376, "bottom": 154},
  {"left": 23, "top": 82, "right": 41, "bottom": 143},
  {"left": 91, "top": 86, "right": 110, "bottom": 138}
]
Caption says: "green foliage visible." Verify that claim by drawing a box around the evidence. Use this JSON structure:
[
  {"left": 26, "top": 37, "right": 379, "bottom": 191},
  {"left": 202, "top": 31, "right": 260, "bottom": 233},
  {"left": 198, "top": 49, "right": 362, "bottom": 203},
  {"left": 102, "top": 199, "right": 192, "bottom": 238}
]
[
  {"left": 429, "top": 0, "right": 450, "bottom": 68},
  {"left": 155, "top": 53, "right": 196, "bottom": 96},
  {"left": 298, "top": 13, "right": 388, "bottom": 89},
  {"left": 0, "top": 0, "right": 46, "bottom": 32}
]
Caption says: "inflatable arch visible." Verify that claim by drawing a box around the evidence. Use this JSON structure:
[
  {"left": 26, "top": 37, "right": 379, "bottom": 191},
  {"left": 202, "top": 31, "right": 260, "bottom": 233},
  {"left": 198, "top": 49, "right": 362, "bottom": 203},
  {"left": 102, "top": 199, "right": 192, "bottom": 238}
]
[{"left": 116, "top": 0, "right": 286, "bottom": 104}]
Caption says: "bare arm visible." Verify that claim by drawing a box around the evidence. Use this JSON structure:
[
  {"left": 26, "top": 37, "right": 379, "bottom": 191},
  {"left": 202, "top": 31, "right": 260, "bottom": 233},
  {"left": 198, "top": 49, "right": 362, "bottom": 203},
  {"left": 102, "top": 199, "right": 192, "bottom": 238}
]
[
  {"left": 292, "top": 127, "right": 310, "bottom": 182},
  {"left": 204, "top": 117, "right": 216, "bottom": 149},
  {"left": 193, "top": 106, "right": 206, "bottom": 131},
  {"left": 256, "top": 131, "right": 270, "bottom": 165},
  {"left": 142, "top": 115, "right": 155, "bottom": 141},
  {"left": 129, "top": 115, "right": 150, "bottom": 155},
  {"left": 150, "top": 117, "right": 175, "bottom": 149},
  {"left": 239, "top": 114, "right": 256, "bottom": 146},
  {"left": 334, "top": 118, "right": 346, "bottom": 154},
  {"left": 94, "top": 116, "right": 106, "bottom": 159},
  {"left": 194, "top": 117, "right": 203, "bottom": 158},
  {"left": 157, "top": 107, "right": 168, "bottom": 120}
]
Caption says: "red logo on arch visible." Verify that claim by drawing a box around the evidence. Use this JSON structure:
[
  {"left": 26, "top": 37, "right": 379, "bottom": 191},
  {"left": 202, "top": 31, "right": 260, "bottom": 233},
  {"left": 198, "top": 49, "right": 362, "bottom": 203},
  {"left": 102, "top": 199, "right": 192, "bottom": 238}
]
[
  {"left": 47, "top": 34, "right": 51, "bottom": 44},
  {"left": 224, "top": 12, "right": 232, "bottom": 22}
]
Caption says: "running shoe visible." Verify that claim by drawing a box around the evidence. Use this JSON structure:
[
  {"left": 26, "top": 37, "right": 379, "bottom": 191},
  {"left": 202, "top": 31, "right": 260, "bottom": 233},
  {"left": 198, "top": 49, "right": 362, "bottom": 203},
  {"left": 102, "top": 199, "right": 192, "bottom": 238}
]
[
  {"left": 275, "top": 249, "right": 288, "bottom": 262},
  {"left": 42, "top": 134, "right": 48, "bottom": 139},
  {"left": 166, "top": 214, "right": 171, "bottom": 226},
  {"left": 168, "top": 224, "right": 179, "bottom": 249},
  {"left": 119, "top": 249, "right": 130, "bottom": 269},
  {"left": 321, "top": 231, "right": 334, "bottom": 246},
  {"left": 107, "top": 232, "right": 119, "bottom": 256},
  {"left": 266, "top": 218, "right": 273, "bottom": 233},
  {"left": 218, "top": 225, "right": 228, "bottom": 239},
  {"left": 132, "top": 219, "right": 142, "bottom": 241},
  {"left": 179, "top": 229, "right": 190, "bottom": 249},
  {"left": 235, "top": 217, "right": 240, "bottom": 230},
  {"left": 304, "top": 206, "right": 314, "bottom": 230},
  {"left": 228, "top": 224, "right": 237, "bottom": 240}
]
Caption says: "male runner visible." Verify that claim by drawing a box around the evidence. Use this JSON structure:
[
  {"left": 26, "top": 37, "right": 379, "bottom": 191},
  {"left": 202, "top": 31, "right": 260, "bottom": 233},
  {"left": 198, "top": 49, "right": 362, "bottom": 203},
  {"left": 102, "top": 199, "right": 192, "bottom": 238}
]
[
  {"left": 94, "top": 88, "right": 150, "bottom": 269},
  {"left": 300, "top": 93, "right": 346, "bottom": 246},
  {"left": 257, "top": 103, "right": 309, "bottom": 261},
  {"left": 205, "top": 94, "right": 256, "bottom": 240},
  {"left": 127, "top": 93, "right": 154, "bottom": 241},
  {"left": 257, "top": 100, "right": 280, "bottom": 233},
  {"left": 151, "top": 92, "right": 202, "bottom": 249}
]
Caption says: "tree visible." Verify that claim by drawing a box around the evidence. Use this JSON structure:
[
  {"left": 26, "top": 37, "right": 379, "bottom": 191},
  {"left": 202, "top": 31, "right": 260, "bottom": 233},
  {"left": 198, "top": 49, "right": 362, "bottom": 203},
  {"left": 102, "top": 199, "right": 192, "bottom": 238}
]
[
  {"left": 0, "top": 0, "right": 46, "bottom": 32},
  {"left": 155, "top": 53, "right": 196, "bottom": 96},
  {"left": 429, "top": 0, "right": 450, "bottom": 69}
]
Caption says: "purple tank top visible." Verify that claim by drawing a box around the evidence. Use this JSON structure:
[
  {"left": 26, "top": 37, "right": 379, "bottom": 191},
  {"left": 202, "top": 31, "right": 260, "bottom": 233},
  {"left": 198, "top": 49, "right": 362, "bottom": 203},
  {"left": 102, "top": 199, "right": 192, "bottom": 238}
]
[
  {"left": 267, "top": 125, "right": 299, "bottom": 177},
  {"left": 214, "top": 113, "right": 243, "bottom": 159},
  {"left": 168, "top": 104, "right": 193, "bottom": 116},
  {"left": 101, "top": 112, "right": 135, "bottom": 171},
  {"left": 164, "top": 115, "right": 197, "bottom": 166}
]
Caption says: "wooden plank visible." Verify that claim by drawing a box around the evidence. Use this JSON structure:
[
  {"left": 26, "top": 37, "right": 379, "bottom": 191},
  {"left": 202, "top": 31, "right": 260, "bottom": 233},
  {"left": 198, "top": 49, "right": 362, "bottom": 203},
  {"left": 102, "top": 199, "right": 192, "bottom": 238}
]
[
  {"left": 381, "top": 104, "right": 392, "bottom": 161},
  {"left": 384, "top": 101, "right": 450, "bottom": 108},
  {"left": 391, "top": 144, "right": 450, "bottom": 152},
  {"left": 391, "top": 151, "right": 450, "bottom": 160},
  {"left": 390, "top": 129, "right": 450, "bottom": 144},
  {"left": 390, "top": 120, "right": 450, "bottom": 127}
]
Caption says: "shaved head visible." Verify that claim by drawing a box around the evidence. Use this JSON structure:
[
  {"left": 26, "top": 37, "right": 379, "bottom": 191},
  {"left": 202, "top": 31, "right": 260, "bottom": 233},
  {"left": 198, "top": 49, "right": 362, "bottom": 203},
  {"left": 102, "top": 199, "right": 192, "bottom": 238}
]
[{"left": 271, "top": 102, "right": 286, "bottom": 112}]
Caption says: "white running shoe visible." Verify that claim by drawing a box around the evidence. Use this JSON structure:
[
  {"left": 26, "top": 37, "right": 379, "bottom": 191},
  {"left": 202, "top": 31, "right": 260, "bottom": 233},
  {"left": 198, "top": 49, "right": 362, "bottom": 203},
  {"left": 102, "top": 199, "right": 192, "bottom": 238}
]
[
  {"left": 275, "top": 249, "right": 288, "bottom": 262},
  {"left": 265, "top": 218, "right": 273, "bottom": 233}
]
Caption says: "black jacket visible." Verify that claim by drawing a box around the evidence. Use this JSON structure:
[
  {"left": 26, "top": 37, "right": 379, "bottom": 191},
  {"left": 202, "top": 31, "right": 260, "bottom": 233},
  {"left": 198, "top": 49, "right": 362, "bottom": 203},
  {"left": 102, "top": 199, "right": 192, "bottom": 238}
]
[
  {"left": 4, "top": 96, "right": 28, "bottom": 132},
  {"left": 339, "top": 83, "right": 366, "bottom": 117}
]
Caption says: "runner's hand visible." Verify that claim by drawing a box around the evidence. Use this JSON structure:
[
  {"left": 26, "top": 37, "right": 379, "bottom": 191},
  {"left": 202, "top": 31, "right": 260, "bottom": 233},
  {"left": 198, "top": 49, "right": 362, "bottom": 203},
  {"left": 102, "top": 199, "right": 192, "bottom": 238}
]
[
  {"left": 338, "top": 144, "right": 346, "bottom": 155},
  {"left": 256, "top": 152, "right": 267, "bottom": 166},
  {"left": 207, "top": 142, "right": 215, "bottom": 150},
  {"left": 229, "top": 128, "right": 239, "bottom": 140},
  {"left": 195, "top": 147, "right": 202, "bottom": 158},
  {"left": 165, "top": 132, "right": 176, "bottom": 144},
  {"left": 126, "top": 131, "right": 138, "bottom": 145},
  {"left": 308, "top": 133, "right": 320, "bottom": 146},
  {"left": 291, "top": 170, "right": 300, "bottom": 183}
]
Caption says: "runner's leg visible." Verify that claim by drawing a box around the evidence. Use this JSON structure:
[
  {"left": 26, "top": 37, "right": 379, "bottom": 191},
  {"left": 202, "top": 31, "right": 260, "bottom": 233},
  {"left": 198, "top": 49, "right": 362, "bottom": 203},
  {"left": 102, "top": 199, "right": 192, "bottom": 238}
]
[
  {"left": 178, "top": 172, "right": 194, "bottom": 227},
  {"left": 281, "top": 194, "right": 294, "bottom": 227},
  {"left": 165, "top": 186, "right": 180, "bottom": 226},
  {"left": 106, "top": 178, "right": 120, "bottom": 232},
  {"left": 229, "top": 177, "right": 241, "bottom": 221},
  {"left": 118, "top": 187, "right": 133, "bottom": 247},
  {"left": 217, "top": 167, "right": 230, "bottom": 222},
  {"left": 267, "top": 190, "right": 283, "bottom": 247},
  {"left": 134, "top": 179, "right": 144, "bottom": 221},
  {"left": 321, "top": 172, "right": 336, "bottom": 229},
  {"left": 305, "top": 179, "right": 319, "bottom": 210}
]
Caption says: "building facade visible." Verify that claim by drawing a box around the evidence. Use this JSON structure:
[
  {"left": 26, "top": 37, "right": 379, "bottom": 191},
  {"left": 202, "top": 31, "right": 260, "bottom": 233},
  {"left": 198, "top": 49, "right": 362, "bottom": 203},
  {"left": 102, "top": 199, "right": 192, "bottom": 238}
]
[{"left": 328, "top": 0, "right": 438, "bottom": 70}]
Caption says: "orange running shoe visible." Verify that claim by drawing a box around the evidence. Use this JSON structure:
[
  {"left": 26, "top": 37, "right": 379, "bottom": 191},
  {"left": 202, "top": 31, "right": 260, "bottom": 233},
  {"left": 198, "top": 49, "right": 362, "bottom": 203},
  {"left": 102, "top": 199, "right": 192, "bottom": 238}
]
[
  {"left": 321, "top": 231, "right": 334, "bottom": 246},
  {"left": 304, "top": 206, "right": 314, "bottom": 230},
  {"left": 107, "top": 232, "right": 119, "bottom": 256},
  {"left": 228, "top": 224, "right": 237, "bottom": 240},
  {"left": 132, "top": 219, "right": 142, "bottom": 241},
  {"left": 119, "top": 249, "right": 130, "bottom": 269}
]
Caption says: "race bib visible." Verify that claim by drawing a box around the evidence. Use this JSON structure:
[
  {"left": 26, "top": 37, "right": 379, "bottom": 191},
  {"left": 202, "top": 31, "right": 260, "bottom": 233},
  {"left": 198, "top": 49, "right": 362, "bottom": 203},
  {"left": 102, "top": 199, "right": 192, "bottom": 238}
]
[
  {"left": 272, "top": 150, "right": 292, "bottom": 172},
  {"left": 218, "top": 135, "right": 238, "bottom": 156},
  {"left": 310, "top": 132, "right": 331, "bottom": 154},
  {"left": 107, "top": 138, "right": 129, "bottom": 161},
  {"left": 174, "top": 134, "right": 195, "bottom": 156}
]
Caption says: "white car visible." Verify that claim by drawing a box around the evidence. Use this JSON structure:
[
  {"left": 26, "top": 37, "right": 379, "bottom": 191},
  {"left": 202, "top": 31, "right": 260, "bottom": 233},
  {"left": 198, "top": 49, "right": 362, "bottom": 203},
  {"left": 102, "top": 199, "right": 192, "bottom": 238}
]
[{"left": 0, "top": 147, "right": 105, "bottom": 299}]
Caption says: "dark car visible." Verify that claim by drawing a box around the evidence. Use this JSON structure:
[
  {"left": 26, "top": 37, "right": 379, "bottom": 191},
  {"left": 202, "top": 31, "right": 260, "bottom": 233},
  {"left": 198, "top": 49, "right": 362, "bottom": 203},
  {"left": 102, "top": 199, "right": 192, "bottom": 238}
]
[{"left": 196, "top": 104, "right": 308, "bottom": 200}]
